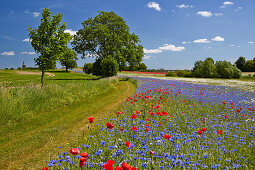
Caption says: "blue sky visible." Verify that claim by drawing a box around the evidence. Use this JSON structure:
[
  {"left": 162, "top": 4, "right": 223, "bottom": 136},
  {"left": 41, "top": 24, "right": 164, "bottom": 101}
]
[{"left": 0, "top": 0, "right": 255, "bottom": 69}]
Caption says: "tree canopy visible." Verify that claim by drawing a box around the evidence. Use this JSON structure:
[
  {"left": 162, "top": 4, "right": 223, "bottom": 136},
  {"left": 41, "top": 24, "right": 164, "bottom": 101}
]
[
  {"left": 72, "top": 11, "right": 144, "bottom": 76},
  {"left": 28, "top": 8, "right": 71, "bottom": 87},
  {"left": 59, "top": 48, "right": 78, "bottom": 71}
]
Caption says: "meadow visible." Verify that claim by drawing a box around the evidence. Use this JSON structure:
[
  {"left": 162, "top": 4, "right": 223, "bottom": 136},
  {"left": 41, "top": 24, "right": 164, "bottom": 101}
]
[
  {"left": 0, "top": 70, "right": 136, "bottom": 169},
  {"left": 43, "top": 76, "right": 255, "bottom": 169}
]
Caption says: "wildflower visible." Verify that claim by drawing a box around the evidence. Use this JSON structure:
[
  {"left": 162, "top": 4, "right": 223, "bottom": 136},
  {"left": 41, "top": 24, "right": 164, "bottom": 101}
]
[
  {"left": 120, "top": 128, "right": 124, "bottom": 131},
  {"left": 150, "top": 150, "right": 155, "bottom": 154},
  {"left": 79, "top": 157, "right": 87, "bottom": 167},
  {"left": 144, "top": 128, "right": 150, "bottom": 132},
  {"left": 69, "top": 148, "right": 80, "bottom": 155},
  {"left": 163, "top": 134, "right": 171, "bottom": 139},
  {"left": 41, "top": 168, "right": 49, "bottom": 170},
  {"left": 131, "top": 115, "right": 137, "bottom": 119},
  {"left": 217, "top": 130, "right": 223, "bottom": 135},
  {"left": 125, "top": 141, "right": 131, "bottom": 147},
  {"left": 122, "top": 162, "right": 131, "bottom": 170},
  {"left": 132, "top": 127, "right": 138, "bottom": 131},
  {"left": 107, "top": 123, "right": 114, "bottom": 129},
  {"left": 88, "top": 117, "right": 95, "bottom": 123},
  {"left": 201, "top": 128, "right": 206, "bottom": 132},
  {"left": 103, "top": 160, "right": 115, "bottom": 170},
  {"left": 198, "top": 130, "right": 203, "bottom": 135}
]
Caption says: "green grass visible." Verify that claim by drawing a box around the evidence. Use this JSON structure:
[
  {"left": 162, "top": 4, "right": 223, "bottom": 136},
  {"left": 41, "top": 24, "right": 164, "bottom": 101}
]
[{"left": 0, "top": 69, "right": 136, "bottom": 169}]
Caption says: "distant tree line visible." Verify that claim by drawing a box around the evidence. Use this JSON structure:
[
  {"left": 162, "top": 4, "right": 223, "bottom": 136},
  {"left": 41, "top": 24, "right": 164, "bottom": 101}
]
[
  {"left": 235, "top": 57, "right": 255, "bottom": 72},
  {"left": 167, "top": 58, "right": 242, "bottom": 79}
]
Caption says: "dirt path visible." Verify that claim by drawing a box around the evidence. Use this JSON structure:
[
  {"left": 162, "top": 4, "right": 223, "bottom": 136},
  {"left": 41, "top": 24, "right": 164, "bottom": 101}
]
[
  {"left": 5, "top": 81, "right": 135, "bottom": 169},
  {"left": 16, "top": 71, "right": 55, "bottom": 77}
]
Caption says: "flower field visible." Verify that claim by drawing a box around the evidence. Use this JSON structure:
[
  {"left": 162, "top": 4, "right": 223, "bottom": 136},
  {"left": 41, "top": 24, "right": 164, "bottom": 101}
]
[{"left": 44, "top": 77, "right": 254, "bottom": 169}]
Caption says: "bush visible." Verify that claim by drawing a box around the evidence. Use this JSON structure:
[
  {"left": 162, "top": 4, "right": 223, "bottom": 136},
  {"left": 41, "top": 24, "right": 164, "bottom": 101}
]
[
  {"left": 83, "top": 63, "right": 93, "bottom": 74},
  {"left": 92, "top": 56, "right": 119, "bottom": 77},
  {"left": 166, "top": 72, "right": 177, "bottom": 77},
  {"left": 100, "top": 56, "right": 119, "bottom": 77}
]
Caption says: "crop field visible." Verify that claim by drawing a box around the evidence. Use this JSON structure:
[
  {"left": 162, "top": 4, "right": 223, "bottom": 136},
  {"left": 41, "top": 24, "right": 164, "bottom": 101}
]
[{"left": 43, "top": 76, "right": 255, "bottom": 169}]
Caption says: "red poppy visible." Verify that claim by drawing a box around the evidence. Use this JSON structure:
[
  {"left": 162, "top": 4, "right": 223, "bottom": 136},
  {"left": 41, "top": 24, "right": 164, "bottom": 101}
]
[
  {"left": 41, "top": 168, "right": 49, "bottom": 170},
  {"left": 136, "top": 111, "right": 140, "bottom": 114},
  {"left": 224, "top": 115, "right": 228, "bottom": 118},
  {"left": 144, "top": 128, "right": 150, "bottom": 132},
  {"left": 236, "top": 110, "right": 240, "bottom": 113},
  {"left": 132, "top": 127, "right": 138, "bottom": 131},
  {"left": 107, "top": 123, "right": 114, "bottom": 129},
  {"left": 122, "top": 162, "right": 131, "bottom": 170},
  {"left": 125, "top": 141, "right": 131, "bottom": 147},
  {"left": 69, "top": 148, "right": 80, "bottom": 155},
  {"left": 198, "top": 130, "right": 203, "bottom": 135},
  {"left": 103, "top": 160, "right": 115, "bottom": 170},
  {"left": 120, "top": 128, "right": 124, "bottom": 131},
  {"left": 163, "top": 134, "right": 171, "bottom": 139},
  {"left": 115, "top": 167, "right": 123, "bottom": 170},
  {"left": 201, "top": 128, "right": 206, "bottom": 132},
  {"left": 222, "top": 101, "right": 226, "bottom": 104},
  {"left": 88, "top": 117, "right": 94, "bottom": 123},
  {"left": 217, "top": 130, "right": 223, "bottom": 135},
  {"left": 80, "top": 152, "right": 88, "bottom": 157},
  {"left": 79, "top": 157, "right": 87, "bottom": 167},
  {"left": 131, "top": 115, "right": 137, "bottom": 119},
  {"left": 150, "top": 150, "right": 155, "bottom": 154}
]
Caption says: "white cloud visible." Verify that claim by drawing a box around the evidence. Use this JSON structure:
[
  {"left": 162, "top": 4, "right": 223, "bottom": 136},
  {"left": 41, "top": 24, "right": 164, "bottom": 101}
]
[
  {"left": 144, "top": 55, "right": 151, "bottom": 60},
  {"left": 228, "top": 44, "right": 235, "bottom": 47},
  {"left": 235, "top": 7, "right": 243, "bottom": 11},
  {"left": 223, "top": 1, "right": 234, "bottom": 5},
  {"left": 182, "top": 41, "right": 191, "bottom": 44},
  {"left": 220, "top": 6, "right": 226, "bottom": 8},
  {"left": 64, "top": 29, "right": 77, "bottom": 36},
  {"left": 158, "top": 44, "right": 185, "bottom": 51},
  {"left": 147, "top": 2, "right": 161, "bottom": 11},
  {"left": 197, "top": 11, "right": 213, "bottom": 17},
  {"left": 212, "top": 36, "right": 224, "bottom": 42},
  {"left": 214, "top": 13, "right": 224, "bottom": 16},
  {"left": 23, "top": 38, "right": 31, "bottom": 42},
  {"left": 21, "top": 52, "right": 36, "bottom": 55},
  {"left": 193, "top": 39, "right": 210, "bottom": 43},
  {"left": 177, "top": 4, "right": 194, "bottom": 8},
  {"left": 144, "top": 48, "right": 162, "bottom": 54},
  {"left": 33, "top": 12, "right": 39, "bottom": 17},
  {"left": 1, "top": 51, "right": 15, "bottom": 56},
  {"left": 248, "top": 41, "right": 254, "bottom": 44}
]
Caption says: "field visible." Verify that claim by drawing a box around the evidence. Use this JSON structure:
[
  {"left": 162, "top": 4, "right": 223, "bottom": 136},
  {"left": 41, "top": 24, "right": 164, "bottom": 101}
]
[
  {"left": 0, "top": 70, "right": 136, "bottom": 169},
  {"left": 41, "top": 74, "right": 254, "bottom": 169}
]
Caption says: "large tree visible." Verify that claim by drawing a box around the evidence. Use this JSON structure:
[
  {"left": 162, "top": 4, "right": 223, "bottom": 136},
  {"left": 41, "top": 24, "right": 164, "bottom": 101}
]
[
  {"left": 235, "top": 56, "right": 246, "bottom": 72},
  {"left": 72, "top": 11, "right": 144, "bottom": 76},
  {"left": 59, "top": 48, "right": 78, "bottom": 71},
  {"left": 28, "top": 8, "right": 71, "bottom": 87}
]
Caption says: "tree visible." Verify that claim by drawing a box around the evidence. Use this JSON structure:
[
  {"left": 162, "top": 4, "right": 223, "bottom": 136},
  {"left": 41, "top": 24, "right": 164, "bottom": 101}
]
[
  {"left": 72, "top": 11, "right": 144, "bottom": 76},
  {"left": 83, "top": 63, "right": 93, "bottom": 74},
  {"left": 235, "top": 56, "right": 246, "bottom": 72},
  {"left": 244, "top": 60, "right": 254, "bottom": 72},
  {"left": 59, "top": 48, "right": 78, "bottom": 71},
  {"left": 202, "top": 58, "right": 217, "bottom": 78},
  {"left": 28, "top": 8, "right": 71, "bottom": 87}
]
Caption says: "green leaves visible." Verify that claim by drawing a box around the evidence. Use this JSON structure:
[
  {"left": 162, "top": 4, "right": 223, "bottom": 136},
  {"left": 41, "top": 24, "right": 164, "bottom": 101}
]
[
  {"left": 28, "top": 8, "right": 71, "bottom": 71},
  {"left": 72, "top": 11, "right": 144, "bottom": 75}
]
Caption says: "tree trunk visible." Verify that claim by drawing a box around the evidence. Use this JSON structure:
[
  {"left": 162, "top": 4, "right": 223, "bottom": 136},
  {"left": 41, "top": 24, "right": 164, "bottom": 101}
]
[
  {"left": 41, "top": 70, "right": 44, "bottom": 88},
  {"left": 66, "top": 66, "right": 68, "bottom": 72}
]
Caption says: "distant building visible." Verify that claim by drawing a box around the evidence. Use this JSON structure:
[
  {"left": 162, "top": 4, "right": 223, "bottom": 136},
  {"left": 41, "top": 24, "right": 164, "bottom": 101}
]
[{"left": 22, "top": 61, "right": 26, "bottom": 69}]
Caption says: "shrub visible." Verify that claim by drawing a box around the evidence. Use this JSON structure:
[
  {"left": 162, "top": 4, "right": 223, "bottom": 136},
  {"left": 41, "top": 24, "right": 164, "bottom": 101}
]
[
  {"left": 93, "top": 56, "right": 119, "bottom": 77},
  {"left": 83, "top": 63, "right": 93, "bottom": 74},
  {"left": 166, "top": 72, "right": 177, "bottom": 77}
]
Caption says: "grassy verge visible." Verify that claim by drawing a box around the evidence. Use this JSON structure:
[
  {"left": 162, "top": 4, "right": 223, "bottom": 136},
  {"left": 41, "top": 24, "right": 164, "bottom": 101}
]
[{"left": 0, "top": 70, "right": 136, "bottom": 169}]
